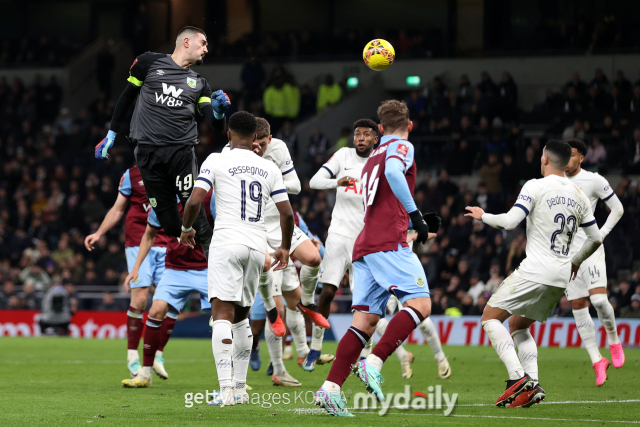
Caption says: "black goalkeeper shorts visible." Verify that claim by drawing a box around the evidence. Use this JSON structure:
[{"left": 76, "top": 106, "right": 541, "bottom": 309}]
[{"left": 135, "top": 144, "right": 199, "bottom": 213}]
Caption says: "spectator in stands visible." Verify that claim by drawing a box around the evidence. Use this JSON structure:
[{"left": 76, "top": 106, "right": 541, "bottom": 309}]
[
  {"left": 96, "top": 241, "right": 124, "bottom": 275},
  {"left": 0, "top": 280, "right": 18, "bottom": 308},
  {"left": 275, "top": 121, "right": 299, "bottom": 160},
  {"left": 19, "top": 282, "right": 38, "bottom": 309},
  {"left": 505, "top": 234, "right": 526, "bottom": 273},
  {"left": 241, "top": 56, "right": 266, "bottom": 102},
  {"left": 448, "top": 139, "right": 475, "bottom": 175},
  {"left": 631, "top": 85, "right": 640, "bottom": 112},
  {"left": 263, "top": 69, "right": 300, "bottom": 133},
  {"left": 554, "top": 296, "right": 573, "bottom": 317},
  {"left": 19, "top": 259, "right": 51, "bottom": 291},
  {"left": 479, "top": 154, "right": 502, "bottom": 209},
  {"left": 563, "top": 86, "right": 582, "bottom": 113},
  {"left": 625, "top": 128, "right": 640, "bottom": 174},
  {"left": 591, "top": 68, "right": 611, "bottom": 93},
  {"left": 498, "top": 72, "right": 518, "bottom": 120},
  {"left": 458, "top": 74, "right": 473, "bottom": 105},
  {"left": 406, "top": 90, "right": 426, "bottom": 118},
  {"left": 620, "top": 294, "right": 640, "bottom": 318},
  {"left": 562, "top": 119, "right": 586, "bottom": 139},
  {"left": 39, "top": 281, "right": 70, "bottom": 335},
  {"left": 565, "top": 72, "right": 588, "bottom": 98},
  {"left": 582, "top": 137, "right": 607, "bottom": 170},
  {"left": 614, "top": 280, "right": 634, "bottom": 308},
  {"left": 307, "top": 129, "right": 330, "bottom": 167},
  {"left": 97, "top": 292, "right": 118, "bottom": 311},
  {"left": 477, "top": 71, "right": 498, "bottom": 96},
  {"left": 316, "top": 74, "right": 342, "bottom": 113}
]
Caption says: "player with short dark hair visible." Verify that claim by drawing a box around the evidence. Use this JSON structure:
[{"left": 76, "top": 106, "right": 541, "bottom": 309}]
[
  {"left": 465, "top": 139, "right": 603, "bottom": 407},
  {"left": 94, "top": 26, "right": 230, "bottom": 259},
  {"left": 314, "top": 100, "right": 441, "bottom": 416},
  {"left": 564, "top": 138, "right": 625, "bottom": 386}
]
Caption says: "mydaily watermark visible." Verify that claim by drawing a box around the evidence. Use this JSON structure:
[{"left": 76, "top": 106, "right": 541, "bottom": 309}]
[{"left": 184, "top": 385, "right": 458, "bottom": 416}]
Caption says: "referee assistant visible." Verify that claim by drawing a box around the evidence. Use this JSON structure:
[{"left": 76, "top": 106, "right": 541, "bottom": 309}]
[{"left": 95, "top": 26, "right": 229, "bottom": 258}]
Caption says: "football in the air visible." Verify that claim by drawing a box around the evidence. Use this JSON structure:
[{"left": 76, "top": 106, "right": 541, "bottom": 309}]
[{"left": 363, "top": 39, "right": 395, "bottom": 71}]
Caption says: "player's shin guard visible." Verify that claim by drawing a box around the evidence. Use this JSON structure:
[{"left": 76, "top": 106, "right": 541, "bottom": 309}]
[
  {"left": 371, "top": 307, "right": 424, "bottom": 364},
  {"left": 259, "top": 270, "right": 277, "bottom": 312},
  {"left": 419, "top": 317, "right": 446, "bottom": 361},
  {"left": 265, "top": 323, "right": 285, "bottom": 376},
  {"left": 231, "top": 319, "right": 252, "bottom": 392},
  {"left": 573, "top": 307, "right": 602, "bottom": 364},
  {"left": 482, "top": 319, "right": 524, "bottom": 380},
  {"left": 311, "top": 324, "right": 325, "bottom": 351},
  {"left": 286, "top": 308, "right": 309, "bottom": 359},
  {"left": 376, "top": 317, "right": 409, "bottom": 361},
  {"left": 511, "top": 329, "right": 539, "bottom": 383},
  {"left": 143, "top": 317, "right": 163, "bottom": 367},
  {"left": 300, "top": 265, "right": 319, "bottom": 306},
  {"left": 326, "top": 326, "right": 371, "bottom": 387},
  {"left": 157, "top": 312, "right": 177, "bottom": 353},
  {"left": 590, "top": 294, "right": 620, "bottom": 345},
  {"left": 211, "top": 320, "right": 233, "bottom": 391},
  {"left": 127, "top": 306, "right": 144, "bottom": 354}
]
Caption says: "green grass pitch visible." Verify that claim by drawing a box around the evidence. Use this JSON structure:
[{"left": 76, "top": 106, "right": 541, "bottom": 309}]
[{"left": 1, "top": 338, "right": 639, "bottom": 426}]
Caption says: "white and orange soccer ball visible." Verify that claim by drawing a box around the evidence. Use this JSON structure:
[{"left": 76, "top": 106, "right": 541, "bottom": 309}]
[{"left": 362, "top": 39, "right": 395, "bottom": 71}]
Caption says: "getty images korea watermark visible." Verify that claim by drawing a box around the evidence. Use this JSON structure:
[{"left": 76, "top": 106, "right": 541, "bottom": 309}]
[{"left": 184, "top": 385, "right": 458, "bottom": 416}]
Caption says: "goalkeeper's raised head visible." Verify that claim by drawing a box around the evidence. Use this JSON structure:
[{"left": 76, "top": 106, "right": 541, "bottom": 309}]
[{"left": 94, "top": 26, "right": 232, "bottom": 259}]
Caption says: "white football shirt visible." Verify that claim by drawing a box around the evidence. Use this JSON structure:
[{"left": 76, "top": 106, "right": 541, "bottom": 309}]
[
  {"left": 567, "top": 169, "right": 613, "bottom": 252},
  {"left": 195, "top": 148, "right": 288, "bottom": 253},
  {"left": 511, "top": 174, "right": 596, "bottom": 288},
  {"left": 316, "top": 147, "right": 369, "bottom": 238},
  {"left": 223, "top": 138, "right": 295, "bottom": 234}
]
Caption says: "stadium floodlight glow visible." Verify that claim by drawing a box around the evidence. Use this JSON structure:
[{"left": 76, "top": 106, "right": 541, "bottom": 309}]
[
  {"left": 347, "top": 77, "right": 359, "bottom": 89},
  {"left": 406, "top": 76, "right": 421, "bottom": 87}
]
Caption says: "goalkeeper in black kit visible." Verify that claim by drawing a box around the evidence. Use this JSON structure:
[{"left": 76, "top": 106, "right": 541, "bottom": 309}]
[{"left": 95, "top": 26, "right": 229, "bottom": 257}]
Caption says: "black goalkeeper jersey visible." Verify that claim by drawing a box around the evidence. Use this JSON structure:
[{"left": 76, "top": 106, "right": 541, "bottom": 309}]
[{"left": 127, "top": 52, "right": 213, "bottom": 146}]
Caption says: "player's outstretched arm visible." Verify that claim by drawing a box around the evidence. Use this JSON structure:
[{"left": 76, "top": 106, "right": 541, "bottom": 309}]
[
  {"left": 95, "top": 84, "right": 140, "bottom": 159},
  {"left": 124, "top": 224, "right": 158, "bottom": 292},
  {"left": 84, "top": 193, "right": 129, "bottom": 251},
  {"left": 282, "top": 168, "right": 301, "bottom": 195},
  {"left": 309, "top": 165, "right": 340, "bottom": 190},
  {"left": 273, "top": 200, "right": 294, "bottom": 271},
  {"left": 466, "top": 205, "right": 526, "bottom": 230},
  {"left": 180, "top": 187, "right": 207, "bottom": 248}
]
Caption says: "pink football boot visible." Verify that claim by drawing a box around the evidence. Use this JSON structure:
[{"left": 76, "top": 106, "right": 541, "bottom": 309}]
[
  {"left": 593, "top": 357, "right": 610, "bottom": 387},
  {"left": 609, "top": 343, "right": 625, "bottom": 368}
]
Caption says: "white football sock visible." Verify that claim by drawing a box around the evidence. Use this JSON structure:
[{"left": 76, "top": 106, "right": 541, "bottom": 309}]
[
  {"left": 419, "top": 317, "right": 445, "bottom": 361},
  {"left": 155, "top": 350, "right": 163, "bottom": 357},
  {"left": 366, "top": 354, "right": 384, "bottom": 371},
  {"left": 482, "top": 319, "right": 524, "bottom": 380},
  {"left": 511, "top": 329, "right": 539, "bottom": 383},
  {"left": 573, "top": 307, "right": 603, "bottom": 363},
  {"left": 310, "top": 324, "right": 325, "bottom": 351},
  {"left": 300, "top": 265, "right": 320, "bottom": 306},
  {"left": 231, "top": 319, "right": 252, "bottom": 391},
  {"left": 376, "top": 317, "right": 409, "bottom": 361},
  {"left": 127, "top": 349, "right": 139, "bottom": 363},
  {"left": 259, "top": 270, "right": 277, "bottom": 312},
  {"left": 142, "top": 366, "right": 152, "bottom": 377},
  {"left": 590, "top": 294, "right": 620, "bottom": 345},
  {"left": 321, "top": 381, "right": 340, "bottom": 393},
  {"left": 211, "top": 319, "right": 233, "bottom": 391},
  {"left": 359, "top": 337, "right": 373, "bottom": 359},
  {"left": 265, "top": 323, "right": 285, "bottom": 376},
  {"left": 286, "top": 307, "right": 309, "bottom": 359}
]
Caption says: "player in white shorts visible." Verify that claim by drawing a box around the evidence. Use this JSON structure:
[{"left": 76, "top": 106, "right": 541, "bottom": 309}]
[
  {"left": 223, "top": 117, "right": 323, "bottom": 387},
  {"left": 465, "top": 140, "right": 603, "bottom": 408},
  {"left": 564, "top": 139, "right": 625, "bottom": 385},
  {"left": 180, "top": 111, "right": 294, "bottom": 407}
]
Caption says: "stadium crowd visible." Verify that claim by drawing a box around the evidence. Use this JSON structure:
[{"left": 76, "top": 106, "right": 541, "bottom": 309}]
[{"left": 0, "top": 67, "right": 639, "bottom": 318}]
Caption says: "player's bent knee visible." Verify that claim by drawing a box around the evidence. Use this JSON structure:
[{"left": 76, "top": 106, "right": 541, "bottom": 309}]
[{"left": 570, "top": 297, "right": 589, "bottom": 311}]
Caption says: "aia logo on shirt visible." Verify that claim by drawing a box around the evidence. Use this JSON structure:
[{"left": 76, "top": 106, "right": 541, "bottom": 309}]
[{"left": 396, "top": 144, "right": 408, "bottom": 156}]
